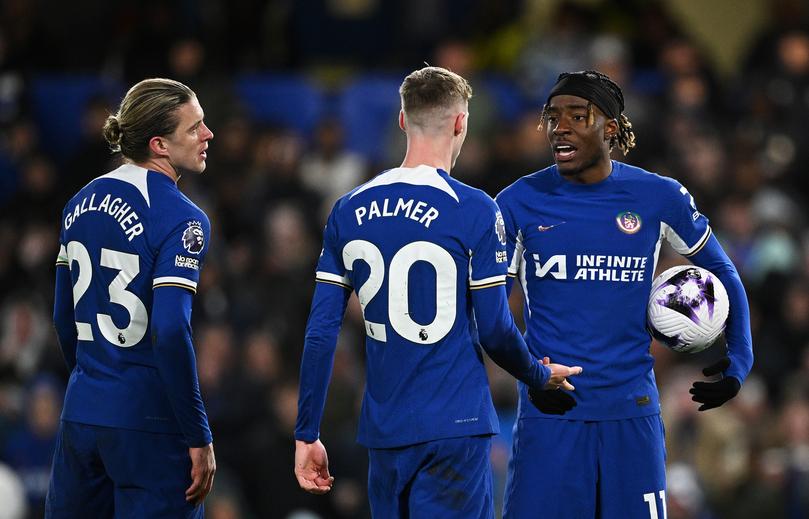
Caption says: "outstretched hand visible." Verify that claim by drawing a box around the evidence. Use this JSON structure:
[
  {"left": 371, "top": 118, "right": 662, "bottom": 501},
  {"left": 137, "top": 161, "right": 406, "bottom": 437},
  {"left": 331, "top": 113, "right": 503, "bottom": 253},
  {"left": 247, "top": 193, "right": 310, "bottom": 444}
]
[
  {"left": 528, "top": 357, "right": 582, "bottom": 415},
  {"left": 294, "top": 439, "right": 335, "bottom": 495},
  {"left": 689, "top": 356, "right": 741, "bottom": 411}
]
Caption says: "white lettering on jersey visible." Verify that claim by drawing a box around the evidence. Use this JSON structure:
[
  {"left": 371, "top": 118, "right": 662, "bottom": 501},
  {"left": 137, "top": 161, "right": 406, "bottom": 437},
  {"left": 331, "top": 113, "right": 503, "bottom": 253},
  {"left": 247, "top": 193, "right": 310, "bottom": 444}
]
[
  {"left": 354, "top": 198, "right": 440, "bottom": 228},
  {"left": 532, "top": 254, "right": 648, "bottom": 282},
  {"left": 175, "top": 255, "right": 200, "bottom": 270},
  {"left": 64, "top": 193, "right": 145, "bottom": 241}
]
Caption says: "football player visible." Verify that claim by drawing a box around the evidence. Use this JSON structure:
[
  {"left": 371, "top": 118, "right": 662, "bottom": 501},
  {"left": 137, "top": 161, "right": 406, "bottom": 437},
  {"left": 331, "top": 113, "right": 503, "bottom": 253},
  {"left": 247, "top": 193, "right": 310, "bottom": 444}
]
[
  {"left": 496, "top": 70, "right": 754, "bottom": 519},
  {"left": 294, "top": 66, "right": 582, "bottom": 518},
  {"left": 47, "top": 78, "right": 216, "bottom": 518}
]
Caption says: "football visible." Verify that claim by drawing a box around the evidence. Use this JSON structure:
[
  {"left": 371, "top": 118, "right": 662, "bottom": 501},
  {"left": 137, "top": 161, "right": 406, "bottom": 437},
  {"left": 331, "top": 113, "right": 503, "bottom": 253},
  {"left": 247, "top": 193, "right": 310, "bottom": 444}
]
[{"left": 647, "top": 265, "right": 729, "bottom": 353}]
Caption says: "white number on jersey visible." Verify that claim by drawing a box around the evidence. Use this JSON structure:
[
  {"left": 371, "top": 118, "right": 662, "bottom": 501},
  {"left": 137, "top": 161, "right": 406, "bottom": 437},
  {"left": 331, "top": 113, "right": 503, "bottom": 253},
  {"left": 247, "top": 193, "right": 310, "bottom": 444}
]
[
  {"left": 342, "top": 240, "right": 457, "bottom": 345},
  {"left": 66, "top": 241, "right": 148, "bottom": 347},
  {"left": 643, "top": 490, "right": 667, "bottom": 519}
]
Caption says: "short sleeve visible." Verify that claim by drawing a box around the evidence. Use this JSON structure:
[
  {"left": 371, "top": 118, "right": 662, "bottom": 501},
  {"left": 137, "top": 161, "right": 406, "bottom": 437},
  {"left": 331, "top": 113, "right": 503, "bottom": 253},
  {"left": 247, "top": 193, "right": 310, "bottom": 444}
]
[
  {"left": 314, "top": 205, "right": 352, "bottom": 290},
  {"left": 467, "top": 196, "right": 509, "bottom": 290},
  {"left": 153, "top": 213, "right": 210, "bottom": 293},
  {"left": 662, "top": 180, "right": 712, "bottom": 257}
]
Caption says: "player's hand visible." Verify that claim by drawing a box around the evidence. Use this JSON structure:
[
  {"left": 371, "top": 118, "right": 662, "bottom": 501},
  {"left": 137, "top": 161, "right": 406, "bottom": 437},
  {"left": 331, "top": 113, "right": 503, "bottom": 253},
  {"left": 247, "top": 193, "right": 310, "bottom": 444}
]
[
  {"left": 528, "top": 357, "right": 582, "bottom": 415},
  {"left": 541, "top": 357, "right": 583, "bottom": 391},
  {"left": 689, "top": 356, "right": 741, "bottom": 411},
  {"left": 186, "top": 443, "right": 216, "bottom": 505},
  {"left": 295, "top": 439, "right": 334, "bottom": 495}
]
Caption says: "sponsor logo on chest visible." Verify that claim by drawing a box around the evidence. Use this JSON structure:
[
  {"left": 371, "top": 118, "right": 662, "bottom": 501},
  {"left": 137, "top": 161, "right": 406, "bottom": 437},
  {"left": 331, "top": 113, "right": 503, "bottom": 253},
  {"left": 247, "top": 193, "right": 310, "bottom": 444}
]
[{"left": 531, "top": 254, "right": 648, "bottom": 282}]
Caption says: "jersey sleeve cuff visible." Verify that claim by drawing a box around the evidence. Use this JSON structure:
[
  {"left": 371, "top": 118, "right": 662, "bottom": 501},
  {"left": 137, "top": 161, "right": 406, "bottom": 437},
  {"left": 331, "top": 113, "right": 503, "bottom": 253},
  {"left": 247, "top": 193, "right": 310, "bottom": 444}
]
[
  {"left": 187, "top": 431, "right": 213, "bottom": 448},
  {"left": 294, "top": 430, "right": 319, "bottom": 443},
  {"left": 538, "top": 362, "right": 551, "bottom": 388}
]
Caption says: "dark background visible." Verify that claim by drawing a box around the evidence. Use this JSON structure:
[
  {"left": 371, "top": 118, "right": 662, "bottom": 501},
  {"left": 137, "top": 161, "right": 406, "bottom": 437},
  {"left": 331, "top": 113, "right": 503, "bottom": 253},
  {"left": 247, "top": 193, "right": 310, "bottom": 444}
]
[{"left": 0, "top": 0, "right": 807, "bottom": 517}]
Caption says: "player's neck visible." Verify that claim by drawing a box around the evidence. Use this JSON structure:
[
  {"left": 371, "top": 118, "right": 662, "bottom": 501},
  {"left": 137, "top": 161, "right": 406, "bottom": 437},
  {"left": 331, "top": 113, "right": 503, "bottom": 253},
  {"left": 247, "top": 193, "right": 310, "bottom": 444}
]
[
  {"left": 401, "top": 135, "right": 453, "bottom": 174},
  {"left": 135, "top": 158, "right": 180, "bottom": 183},
  {"left": 559, "top": 155, "right": 612, "bottom": 185}
]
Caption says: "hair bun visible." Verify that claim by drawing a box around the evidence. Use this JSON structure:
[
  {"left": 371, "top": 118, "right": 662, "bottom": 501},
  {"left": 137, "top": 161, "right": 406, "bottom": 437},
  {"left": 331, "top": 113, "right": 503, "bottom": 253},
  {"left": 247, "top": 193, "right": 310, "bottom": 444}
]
[{"left": 102, "top": 115, "right": 123, "bottom": 150}]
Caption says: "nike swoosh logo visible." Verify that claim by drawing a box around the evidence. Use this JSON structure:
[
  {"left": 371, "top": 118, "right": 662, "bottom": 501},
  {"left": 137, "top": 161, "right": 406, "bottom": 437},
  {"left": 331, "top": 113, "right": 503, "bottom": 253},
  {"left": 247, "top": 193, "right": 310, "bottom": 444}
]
[{"left": 538, "top": 222, "right": 566, "bottom": 232}]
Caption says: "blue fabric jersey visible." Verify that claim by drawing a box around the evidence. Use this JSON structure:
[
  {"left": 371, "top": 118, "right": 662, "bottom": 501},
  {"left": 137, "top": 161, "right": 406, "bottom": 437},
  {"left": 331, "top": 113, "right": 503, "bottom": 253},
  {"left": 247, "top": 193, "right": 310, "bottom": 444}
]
[
  {"left": 296, "top": 165, "right": 547, "bottom": 449},
  {"left": 496, "top": 161, "right": 753, "bottom": 421},
  {"left": 53, "top": 164, "right": 211, "bottom": 445}
]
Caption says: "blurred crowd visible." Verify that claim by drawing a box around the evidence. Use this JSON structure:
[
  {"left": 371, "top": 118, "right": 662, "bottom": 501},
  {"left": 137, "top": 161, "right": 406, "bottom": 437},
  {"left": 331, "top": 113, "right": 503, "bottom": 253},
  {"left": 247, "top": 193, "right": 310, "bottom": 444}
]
[{"left": 1, "top": 0, "right": 809, "bottom": 518}]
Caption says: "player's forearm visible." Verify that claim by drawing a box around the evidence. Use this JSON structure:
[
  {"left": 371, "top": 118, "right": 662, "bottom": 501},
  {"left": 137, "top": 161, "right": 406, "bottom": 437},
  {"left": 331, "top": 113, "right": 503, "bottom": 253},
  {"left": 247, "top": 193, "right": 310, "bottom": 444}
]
[
  {"left": 53, "top": 266, "right": 78, "bottom": 371},
  {"left": 295, "top": 282, "right": 350, "bottom": 442},
  {"left": 152, "top": 286, "right": 212, "bottom": 447},
  {"left": 691, "top": 235, "right": 753, "bottom": 382},
  {"left": 472, "top": 286, "right": 550, "bottom": 388}
]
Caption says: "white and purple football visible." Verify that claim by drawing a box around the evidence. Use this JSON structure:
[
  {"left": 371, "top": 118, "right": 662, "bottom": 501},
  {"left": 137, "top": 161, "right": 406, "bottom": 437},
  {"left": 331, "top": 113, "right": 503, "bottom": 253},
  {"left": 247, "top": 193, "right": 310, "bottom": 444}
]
[{"left": 647, "top": 265, "right": 729, "bottom": 353}]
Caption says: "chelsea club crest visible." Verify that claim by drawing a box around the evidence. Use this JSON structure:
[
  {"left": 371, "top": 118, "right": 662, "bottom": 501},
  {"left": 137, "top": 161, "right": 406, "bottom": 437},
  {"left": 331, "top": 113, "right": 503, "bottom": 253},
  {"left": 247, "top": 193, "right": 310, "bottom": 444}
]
[{"left": 616, "top": 211, "right": 642, "bottom": 234}]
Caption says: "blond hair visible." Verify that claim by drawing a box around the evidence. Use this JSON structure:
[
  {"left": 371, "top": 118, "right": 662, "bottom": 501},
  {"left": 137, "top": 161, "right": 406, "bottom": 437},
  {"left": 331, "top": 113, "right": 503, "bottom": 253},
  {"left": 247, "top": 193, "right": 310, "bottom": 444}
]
[
  {"left": 102, "top": 78, "right": 195, "bottom": 162},
  {"left": 399, "top": 66, "right": 472, "bottom": 128}
]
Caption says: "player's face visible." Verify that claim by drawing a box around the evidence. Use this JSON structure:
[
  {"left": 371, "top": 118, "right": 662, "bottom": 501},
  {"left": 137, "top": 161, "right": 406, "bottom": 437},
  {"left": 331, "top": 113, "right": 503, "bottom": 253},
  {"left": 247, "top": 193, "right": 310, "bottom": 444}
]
[
  {"left": 165, "top": 96, "right": 213, "bottom": 175},
  {"left": 544, "top": 94, "right": 612, "bottom": 178}
]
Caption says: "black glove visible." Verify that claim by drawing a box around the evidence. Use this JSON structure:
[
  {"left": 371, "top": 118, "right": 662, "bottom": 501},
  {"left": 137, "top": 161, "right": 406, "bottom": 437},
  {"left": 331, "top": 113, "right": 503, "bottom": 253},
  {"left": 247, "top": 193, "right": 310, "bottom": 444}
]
[
  {"left": 689, "top": 356, "right": 741, "bottom": 411},
  {"left": 528, "top": 387, "right": 577, "bottom": 415}
]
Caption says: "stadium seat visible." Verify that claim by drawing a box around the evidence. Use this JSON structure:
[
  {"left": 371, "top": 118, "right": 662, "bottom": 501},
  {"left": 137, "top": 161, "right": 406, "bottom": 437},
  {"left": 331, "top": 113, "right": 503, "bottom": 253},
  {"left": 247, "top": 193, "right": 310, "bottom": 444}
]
[
  {"left": 234, "top": 74, "right": 326, "bottom": 136},
  {"left": 478, "top": 75, "right": 531, "bottom": 123},
  {"left": 337, "top": 75, "right": 403, "bottom": 163},
  {"left": 30, "top": 76, "right": 124, "bottom": 158}
]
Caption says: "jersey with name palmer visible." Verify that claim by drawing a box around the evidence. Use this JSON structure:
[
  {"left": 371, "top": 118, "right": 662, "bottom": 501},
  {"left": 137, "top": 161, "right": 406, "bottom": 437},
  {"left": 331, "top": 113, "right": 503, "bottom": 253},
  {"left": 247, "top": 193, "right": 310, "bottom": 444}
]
[
  {"left": 496, "top": 161, "right": 711, "bottom": 421},
  {"left": 54, "top": 164, "right": 210, "bottom": 434},
  {"left": 316, "top": 165, "right": 508, "bottom": 448}
]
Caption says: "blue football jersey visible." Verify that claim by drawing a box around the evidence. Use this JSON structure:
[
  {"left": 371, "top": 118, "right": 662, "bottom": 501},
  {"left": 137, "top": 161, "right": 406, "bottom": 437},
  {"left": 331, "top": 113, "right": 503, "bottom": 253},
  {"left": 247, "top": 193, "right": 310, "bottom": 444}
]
[
  {"left": 54, "top": 164, "right": 210, "bottom": 435},
  {"left": 496, "top": 161, "right": 712, "bottom": 421},
  {"left": 314, "top": 165, "right": 509, "bottom": 448}
]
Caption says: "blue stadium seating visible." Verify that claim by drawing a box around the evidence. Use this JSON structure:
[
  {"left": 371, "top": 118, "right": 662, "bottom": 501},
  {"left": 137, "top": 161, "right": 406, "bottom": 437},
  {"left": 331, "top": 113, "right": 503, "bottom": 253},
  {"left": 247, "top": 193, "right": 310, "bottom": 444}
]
[
  {"left": 30, "top": 76, "right": 124, "bottom": 159},
  {"left": 234, "top": 74, "right": 326, "bottom": 136},
  {"left": 337, "top": 76, "right": 403, "bottom": 163}
]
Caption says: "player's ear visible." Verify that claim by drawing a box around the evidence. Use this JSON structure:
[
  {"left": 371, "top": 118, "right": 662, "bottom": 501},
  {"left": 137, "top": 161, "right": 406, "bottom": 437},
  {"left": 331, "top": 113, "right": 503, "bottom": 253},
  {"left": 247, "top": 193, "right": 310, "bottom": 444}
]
[
  {"left": 604, "top": 118, "right": 619, "bottom": 143},
  {"left": 454, "top": 111, "right": 467, "bottom": 137},
  {"left": 399, "top": 110, "right": 406, "bottom": 132},
  {"left": 148, "top": 136, "right": 170, "bottom": 158}
]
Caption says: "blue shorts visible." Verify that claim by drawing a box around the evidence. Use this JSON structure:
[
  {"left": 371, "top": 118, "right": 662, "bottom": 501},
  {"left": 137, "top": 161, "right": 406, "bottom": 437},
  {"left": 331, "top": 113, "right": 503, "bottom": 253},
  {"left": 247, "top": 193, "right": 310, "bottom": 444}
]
[
  {"left": 368, "top": 435, "right": 494, "bottom": 519},
  {"left": 504, "top": 415, "right": 666, "bottom": 519},
  {"left": 46, "top": 420, "right": 203, "bottom": 519}
]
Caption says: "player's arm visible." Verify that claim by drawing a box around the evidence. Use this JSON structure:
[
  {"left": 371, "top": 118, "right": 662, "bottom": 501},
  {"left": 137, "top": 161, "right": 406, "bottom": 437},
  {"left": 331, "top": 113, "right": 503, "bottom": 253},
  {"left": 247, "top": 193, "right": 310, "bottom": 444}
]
[
  {"left": 294, "top": 280, "right": 349, "bottom": 495},
  {"left": 151, "top": 285, "right": 216, "bottom": 504},
  {"left": 664, "top": 181, "right": 753, "bottom": 410},
  {"left": 473, "top": 284, "right": 569, "bottom": 389},
  {"left": 688, "top": 234, "right": 753, "bottom": 408},
  {"left": 295, "top": 209, "right": 348, "bottom": 495},
  {"left": 468, "top": 199, "right": 579, "bottom": 390},
  {"left": 53, "top": 244, "right": 77, "bottom": 372},
  {"left": 151, "top": 215, "right": 215, "bottom": 504},
  {"left": 151, "top": 285, "right": 212, "bottom": 447},
  {"left": 295, "top": 281, "right": 351, "bottom": 443}
]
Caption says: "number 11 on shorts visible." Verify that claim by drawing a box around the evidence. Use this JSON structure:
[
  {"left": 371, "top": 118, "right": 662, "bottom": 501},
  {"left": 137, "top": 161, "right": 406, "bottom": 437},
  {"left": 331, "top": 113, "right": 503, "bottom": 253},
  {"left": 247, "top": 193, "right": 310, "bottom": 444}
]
[{"left": 643, "top": 490, "right": 667, "bottom": 519}]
